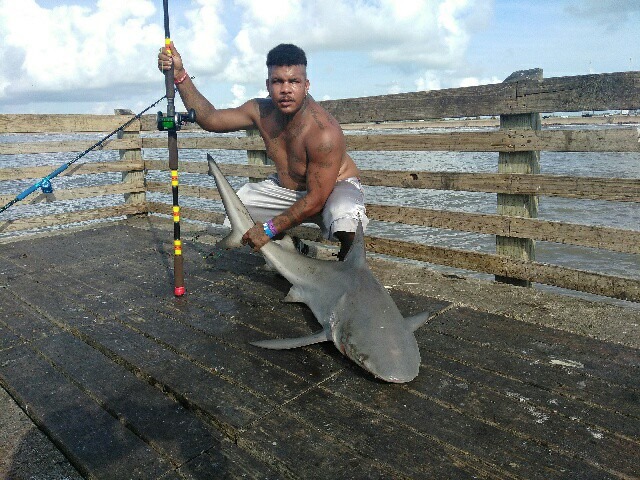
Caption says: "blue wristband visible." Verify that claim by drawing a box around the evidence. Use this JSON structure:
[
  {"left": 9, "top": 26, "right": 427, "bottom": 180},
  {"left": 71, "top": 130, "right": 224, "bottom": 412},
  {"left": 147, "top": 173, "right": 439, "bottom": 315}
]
[{"left": 263, "top": 222, "right": 276, "bottom": 239}]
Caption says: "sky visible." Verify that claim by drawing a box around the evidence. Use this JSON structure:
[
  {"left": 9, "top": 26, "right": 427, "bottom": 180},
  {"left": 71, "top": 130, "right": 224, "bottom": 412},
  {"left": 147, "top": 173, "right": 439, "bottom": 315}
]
[{"left": 0, "top": 0, "right": 639, "bottom": 114}]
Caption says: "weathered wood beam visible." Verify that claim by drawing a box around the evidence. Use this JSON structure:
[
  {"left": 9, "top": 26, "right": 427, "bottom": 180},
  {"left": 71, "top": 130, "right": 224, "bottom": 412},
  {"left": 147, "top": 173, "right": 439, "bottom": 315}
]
[
  {"left": 365, "top": 205, "right": 640, "bottom": 254},
  {"left": 0, "top": 137, "right": 141, "bottom": 155},
  {"left": 0, "top": 182, "right": 145, "bottom": 206},
  {"left": 0, "top": 114, "right": 141, "bottom": 133},
  {"left": 0, "top": 205, "right": 145, "bottom": 233},
  {"left": 319, "top": 71, "right": 640, "bottom": 123},
  {"left": 365, "top": 236, "right": 640, "bottom": 302},
  {"left": 0, "top": 161, "right": 144, "bottom": 181}
]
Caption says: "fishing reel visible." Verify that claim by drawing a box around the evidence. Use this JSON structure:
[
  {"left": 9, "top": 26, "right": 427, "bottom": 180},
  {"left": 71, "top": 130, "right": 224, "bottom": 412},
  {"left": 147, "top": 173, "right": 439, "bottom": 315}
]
[
  {"left": 156, "top": 108, "right": 196, "bottom": 131},
  {"left": 40, "top": 178, "right": 53, "bottom": 194}
]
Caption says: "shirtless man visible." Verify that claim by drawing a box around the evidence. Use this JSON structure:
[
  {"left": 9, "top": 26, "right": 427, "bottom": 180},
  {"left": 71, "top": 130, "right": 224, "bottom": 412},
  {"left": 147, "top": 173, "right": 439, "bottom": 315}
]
[{"left": 158, "top": 43, "right": 368, "bottom": 260}]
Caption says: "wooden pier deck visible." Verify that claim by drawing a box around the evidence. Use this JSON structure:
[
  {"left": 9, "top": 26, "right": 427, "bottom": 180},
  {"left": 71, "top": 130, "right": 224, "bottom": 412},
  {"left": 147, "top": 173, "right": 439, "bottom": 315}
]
[{"left": 1, "top": 219, "right": 638, "bottom": 479}]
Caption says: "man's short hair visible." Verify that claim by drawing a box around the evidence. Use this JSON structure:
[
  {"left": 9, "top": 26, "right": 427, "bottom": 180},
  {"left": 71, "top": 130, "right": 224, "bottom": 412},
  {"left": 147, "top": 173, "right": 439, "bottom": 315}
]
[{"left": 266, "top": 44, "right": 307, "bottom": 67}]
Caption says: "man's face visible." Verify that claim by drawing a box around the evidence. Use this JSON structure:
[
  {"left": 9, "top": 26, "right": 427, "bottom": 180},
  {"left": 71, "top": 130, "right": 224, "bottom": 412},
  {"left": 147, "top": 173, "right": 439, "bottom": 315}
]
[{"left": 266, "top": 64, "right": 310, "bottom": 115}]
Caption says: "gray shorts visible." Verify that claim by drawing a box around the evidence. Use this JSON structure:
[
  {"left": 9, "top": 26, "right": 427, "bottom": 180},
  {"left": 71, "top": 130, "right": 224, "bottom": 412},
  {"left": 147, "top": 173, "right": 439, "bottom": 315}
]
[{"left": 228, "top": 174, "right": 369, "bottom": 241}]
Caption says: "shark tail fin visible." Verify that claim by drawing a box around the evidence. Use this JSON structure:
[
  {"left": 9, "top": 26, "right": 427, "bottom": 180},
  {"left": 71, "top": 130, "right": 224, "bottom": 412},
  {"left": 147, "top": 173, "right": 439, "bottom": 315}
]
[
  {"left": 207, "top": 154, "right": 255, "bottom": 248},
  {"left": 405, "top": 311, "right": 431, "bottom": 332},
  {"left": 251, "top": 329, "right": 330, "bottom": 350}
]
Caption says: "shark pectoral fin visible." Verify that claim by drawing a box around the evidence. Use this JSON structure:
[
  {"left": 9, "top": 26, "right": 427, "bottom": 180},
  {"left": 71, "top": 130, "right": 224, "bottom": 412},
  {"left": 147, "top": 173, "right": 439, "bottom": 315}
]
[
  {"left": 405, "top": 311, "right": 431, "bottom": 332},
  {"left": 283, "top": 285, "right": 306, "bottom": 303},
  {"left": 218, "top": 230, "right": 245, "bottom": 249},
  {"left": 251, "top": 329, "right": 330, "bottom": 350}
]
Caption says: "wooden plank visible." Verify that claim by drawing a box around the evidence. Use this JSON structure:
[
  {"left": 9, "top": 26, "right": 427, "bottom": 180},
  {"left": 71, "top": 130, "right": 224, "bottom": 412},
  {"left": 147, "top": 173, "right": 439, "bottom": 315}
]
[
  {"left": 366, "top": 205, "right": 640, "bottom": 254},
  {"left": 323, "top": 371, "right": 615, "bottom": 479},
  {"left": 319, "top": 71, "right": 640, "bottom": 123},
  {"left": 143, "top": 195, "right": 640, "bottom": 300},
  {"left": 4, "top": 126, "right": 637, "bottom": 159},
  {"left": 246, "top": 127, "right": 273, "bottom": 182},
  {"left": 0, "top": 114, "right": 141, "bottom": 133},
  {"left": 0, "top": 344, "right": 175, "bottom": 479},
  {"left": 428, "top": 307, "right": 640, "bottom": 389},
  {"left": 0, "top": 380, "right": 83, "bottom": 480},
  {"left": 116, "top": 109, "right": 146, "bottom": 209},
  {"left": 420, "top": 310, "right": 640, "bottom": 422},
  {"left": 0, "top": 160, "right": 144, "bottom": 181},
  {"left": 0, "top": 241, "right": 293, "bottom": 430},
  {"left": 141, "top": 128, "right": 640, "bottom": 152},
  {"left": 30, "top": 330, "right": 222, "bottom": 465},
  {"left": 146, "top": 181, "right": 221, "bottom": 201},
  {"left": 340, "top": 114, "right": 640, "bottom": 130},
  {"left": 0, "top": 182, "right": 145, "bottom": 206},
  {"left": 344, "top": 128, "right": 640, "bottom": 152},
  {"left": 148, "top": 201, "right": 225, "bottom": 224},
  {"left": 495, "top": 69, "right": 542, "bottom": 286},
  {"left": 144, "top": 159, "right": 274, "bottom": 177},
  {"left": 0, "top": 289, "right": 60, "bottom": 342},
  {"left": 149, "top": 197, "right": 640, "bottom": 257},
  {"left": 0, "top": 323, "right": 21, "bottom": 351},
  {"left": 142, "top": 136, "right": 263, "bottom": 150},
  {"left": 358, "top": 171, "right": 640, "bottom": 202},
  {"left": 364, "top": 236, "right": 640, "bottom": 302},
  {"left": 144, "top": 201, "right": 640, "bottom": 300},
  {"left": 0, "top": 204, "right": 146, "bottom": 234},
  {"left": 60, "top": 241, "right": 348, "bottom": 383},
  {"left": 1, "top": 223, "right": 638, "bottom": 478},
  {"left": 0, "top": 137, "right": 140, "bottom": 155},
  {"left": 237, "top": 407, "right": 405, "bottom": 479},
  {"left": 136, "top": 112, "right": 640, "bottom": 132},
  {"left": 2, "top": 72, "right": 638, "bottom": 135},
  {"left": 423, "top": 350, "right": 640, "bottom": 449},
  {"left": 141, "top": 161, "right": 640, "bottom": 202}
]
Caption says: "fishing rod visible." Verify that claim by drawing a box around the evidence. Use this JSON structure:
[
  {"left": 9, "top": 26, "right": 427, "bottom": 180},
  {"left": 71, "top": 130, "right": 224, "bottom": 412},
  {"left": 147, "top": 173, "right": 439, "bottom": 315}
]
[
  {"left": 0, "top": 93, "right": 170, "bottom": 215},
  {"left": 158, "top": 0, "right": 195, "bottom": 297}
]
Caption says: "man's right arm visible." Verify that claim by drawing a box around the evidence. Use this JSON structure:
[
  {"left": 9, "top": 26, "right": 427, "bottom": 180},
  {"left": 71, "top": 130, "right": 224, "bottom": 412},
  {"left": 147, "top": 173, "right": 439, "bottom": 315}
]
[{"left": 159, "top": 42, "right": 257, "bottom": 133}]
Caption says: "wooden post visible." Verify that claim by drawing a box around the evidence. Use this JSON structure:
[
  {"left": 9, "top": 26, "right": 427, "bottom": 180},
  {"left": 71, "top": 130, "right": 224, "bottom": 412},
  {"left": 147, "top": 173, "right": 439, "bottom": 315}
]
[
  {"left": 496, "top": 69, "right": 542, "bottom": 287},
  {"left": 246, "top": 128, "right": 272, "bottom": 182},
  {"left": 115, "top": 109, "right": 146, "bottom": 215}
]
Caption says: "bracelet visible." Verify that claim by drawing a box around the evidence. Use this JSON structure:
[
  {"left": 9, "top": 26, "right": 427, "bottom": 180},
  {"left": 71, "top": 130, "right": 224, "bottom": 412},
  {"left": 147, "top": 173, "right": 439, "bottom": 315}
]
[
  {"left": 267, "top": 219, "right": 278, "bottom": 236},
  {"left": 174, "top": 70, "right": 189, "bottom": 85},
  {"left": 263, "top": 219, "right": 278, "bottom": 239}
]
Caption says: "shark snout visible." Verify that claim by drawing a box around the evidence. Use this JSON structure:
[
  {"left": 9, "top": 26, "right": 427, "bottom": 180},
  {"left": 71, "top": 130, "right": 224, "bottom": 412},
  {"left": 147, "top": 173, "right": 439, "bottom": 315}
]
[
  {"left": 363, "top": 349, "right": 420, "bottom": 383},
  {"left": 342, "top": 327, "right": 421, "bottom": 383}
]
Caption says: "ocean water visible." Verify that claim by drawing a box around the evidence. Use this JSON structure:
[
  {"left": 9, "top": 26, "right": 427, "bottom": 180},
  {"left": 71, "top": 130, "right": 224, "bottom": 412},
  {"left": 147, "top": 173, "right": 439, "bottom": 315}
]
[{"left": 1, "top": 127, "right": 638, "bottom": 304}]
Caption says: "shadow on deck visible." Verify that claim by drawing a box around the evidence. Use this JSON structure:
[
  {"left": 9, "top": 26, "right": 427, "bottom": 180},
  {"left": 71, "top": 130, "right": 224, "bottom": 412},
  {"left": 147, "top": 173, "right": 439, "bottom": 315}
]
[{"left": 0, "top": 219, "right": 638, "bottom": 479}]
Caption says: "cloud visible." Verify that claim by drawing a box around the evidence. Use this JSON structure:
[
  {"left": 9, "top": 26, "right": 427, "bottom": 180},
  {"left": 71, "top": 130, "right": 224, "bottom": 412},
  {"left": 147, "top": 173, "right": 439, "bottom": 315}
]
[
  {"left": 416, "top": 72, "right": 442, "bottom": 92},
  {"left": 180, "top": 0, "right": 228, "bottom": 74},
  {"left": 0, "top": 0, "right": 162, "bottom": 103},
  {"left": 0, "top": 0, "right": 493, "bottom": 111},
  {"left": 415, "top": 69, "right": 499, "bottom": 92},
  {"left": 565, "top": 0, "right": 640, "bottom": 28},
  {"left": 225, "top": 0, "right": 490, "bottom": 81}
]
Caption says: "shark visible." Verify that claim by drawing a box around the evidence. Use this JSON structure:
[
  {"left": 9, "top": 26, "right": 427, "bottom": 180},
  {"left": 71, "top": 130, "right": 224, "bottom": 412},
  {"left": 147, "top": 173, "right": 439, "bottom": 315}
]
[{"left": 207, "top": 154, "right": 429, "bottom": 383}]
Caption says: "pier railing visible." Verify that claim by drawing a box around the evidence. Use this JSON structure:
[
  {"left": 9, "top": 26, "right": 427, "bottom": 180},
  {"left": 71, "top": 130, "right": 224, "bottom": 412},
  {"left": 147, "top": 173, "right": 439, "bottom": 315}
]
[{"left": 1, "top": 69, "right": 639, "bottom": 302}]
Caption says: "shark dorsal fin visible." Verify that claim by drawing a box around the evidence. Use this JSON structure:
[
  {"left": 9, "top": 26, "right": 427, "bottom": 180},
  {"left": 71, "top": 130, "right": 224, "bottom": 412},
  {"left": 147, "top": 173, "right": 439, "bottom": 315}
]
[{"left": 344, "top": 220, "right": 367, "bottom": 268}]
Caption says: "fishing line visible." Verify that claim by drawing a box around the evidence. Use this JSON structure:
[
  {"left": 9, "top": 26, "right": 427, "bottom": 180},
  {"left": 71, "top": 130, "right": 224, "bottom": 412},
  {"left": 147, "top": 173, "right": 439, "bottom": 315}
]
[{"left": 0, "top": 91, "right": 173, "bottom": 215}]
